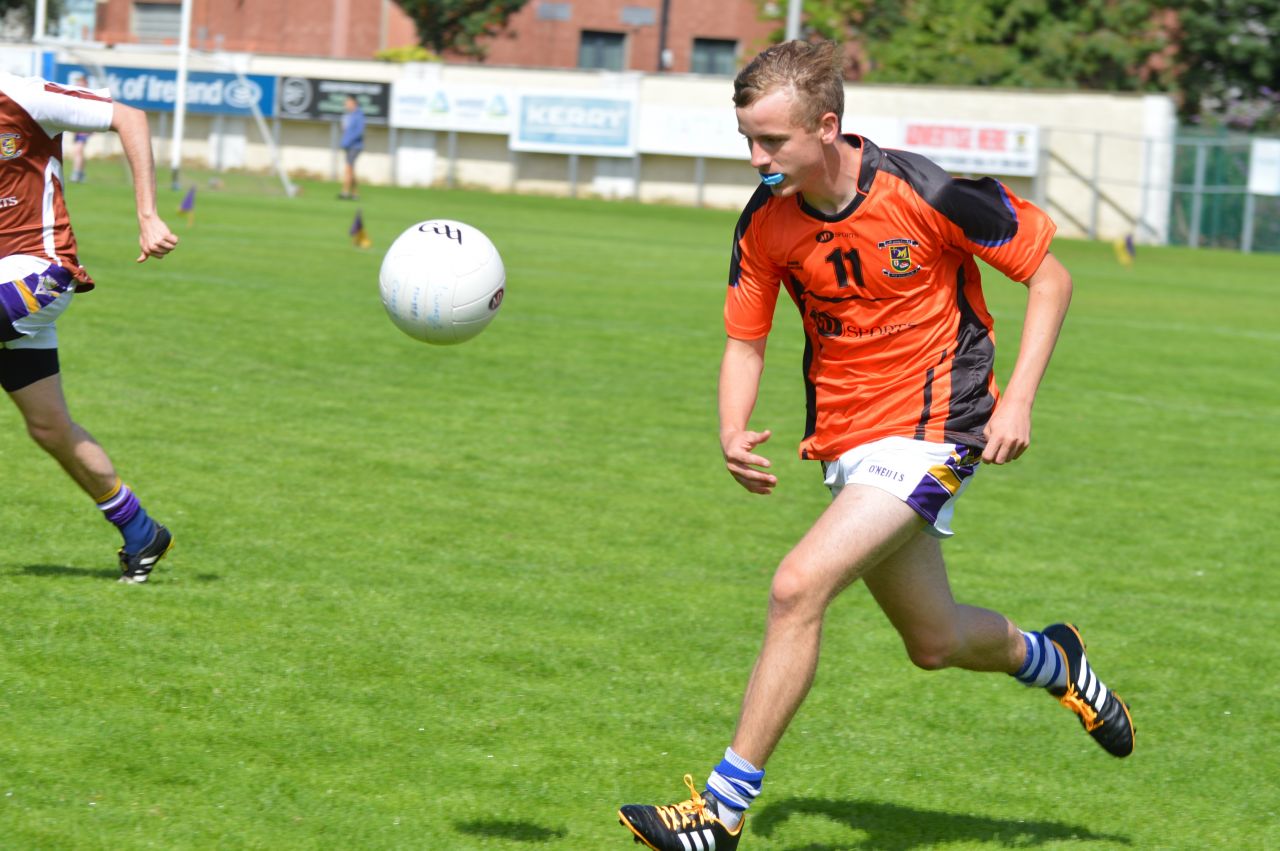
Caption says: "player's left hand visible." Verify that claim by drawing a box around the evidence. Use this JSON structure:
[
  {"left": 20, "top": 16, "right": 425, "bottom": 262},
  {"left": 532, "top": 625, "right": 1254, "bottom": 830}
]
[
  {"left": 981, "top": 402, "right": 1031, "bottom": 465},
  {"left": 137, "top": 214, "right": 179, "bottom": 262}
]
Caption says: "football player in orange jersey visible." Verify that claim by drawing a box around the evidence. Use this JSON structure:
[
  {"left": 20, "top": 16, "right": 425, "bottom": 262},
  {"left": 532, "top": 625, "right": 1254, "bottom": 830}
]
[
  {"left": 620, "top": 41, "right": 1132, "bottom": 851},
  {"left": 0, "top": 71, "right": 178, "bottom": 582}
]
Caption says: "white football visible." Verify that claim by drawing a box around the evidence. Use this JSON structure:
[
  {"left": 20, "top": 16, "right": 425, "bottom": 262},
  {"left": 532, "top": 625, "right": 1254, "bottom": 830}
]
[{"left": 378, "top": 219, "right": 506, "bottom": 345}]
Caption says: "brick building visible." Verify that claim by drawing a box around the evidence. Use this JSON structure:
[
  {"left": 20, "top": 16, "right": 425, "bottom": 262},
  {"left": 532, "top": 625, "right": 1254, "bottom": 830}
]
[
  {"left": 89, "top": 0, "right": 419, "bottom": 59},
  {"left": 470, "top": 0, "right": 776, "bottom": 74},
  {"left": 79, "top": 0, "right": 776, "bottom": 74}
]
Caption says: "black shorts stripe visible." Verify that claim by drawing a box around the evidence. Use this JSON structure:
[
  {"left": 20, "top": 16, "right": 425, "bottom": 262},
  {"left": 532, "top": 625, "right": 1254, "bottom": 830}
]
[
  {"left": 0, "top": 347, "right": 59, "bottom": 393},
  {"left": 0, "top": 313, "right": 20, "bottom": 342}
]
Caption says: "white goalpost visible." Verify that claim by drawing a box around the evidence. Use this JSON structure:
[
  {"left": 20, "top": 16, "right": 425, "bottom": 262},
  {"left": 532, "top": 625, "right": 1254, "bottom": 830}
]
[
  {"left": 169, "top": 0, "right": 192, "bottom": 190},
  {"left": 32, "top": 0, "right": 297, "bottom": 198},
  {"left": 212, "top": 51, "right": 298, "bottom": 196}
]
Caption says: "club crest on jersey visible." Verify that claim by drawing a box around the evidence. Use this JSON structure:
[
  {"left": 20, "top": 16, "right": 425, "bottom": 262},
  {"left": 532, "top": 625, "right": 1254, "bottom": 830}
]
[
  {"left": 0, "top": 133, "right": 23, "bottom": 160},
  {"left": 878, "top": 237, "right": 921, "bottom": 278}
]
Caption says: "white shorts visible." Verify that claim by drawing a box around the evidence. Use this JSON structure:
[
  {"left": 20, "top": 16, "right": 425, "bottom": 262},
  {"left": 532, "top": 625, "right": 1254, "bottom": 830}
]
[
  {"left": 821, "top": 436, "right": 982, "bottom": 538},
  {"left": 0, "top": 254, "right": 76, "bottom": 350}
]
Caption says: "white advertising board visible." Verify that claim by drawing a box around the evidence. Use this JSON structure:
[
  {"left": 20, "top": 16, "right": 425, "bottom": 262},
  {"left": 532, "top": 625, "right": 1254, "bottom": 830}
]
[
  {"left": 390, "top": 81, "right": 514, "bottom": 134},
  {"left": 636, "top": 104, "right": 745, "bottom": 159},
  {"left": 1247, "top": 138, "right": 1280, "bottom": 196},
  {"left": 895, "top": 119, "right": 1040, "bottom": 176},
  {"left": 511, "top": 91, "right": 638, "bottom": 157}
]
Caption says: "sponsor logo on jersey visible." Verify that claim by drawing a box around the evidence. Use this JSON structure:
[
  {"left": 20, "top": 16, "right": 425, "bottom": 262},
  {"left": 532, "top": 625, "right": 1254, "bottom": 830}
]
[
  {"left": 0, "top": 133, "right": 24, "bottom": 160},
  {"left": 816, "top": 230, "right": 835, "bottom": 243},
  {"left": 808, "top": 307, "right": 843, "bottom": 337},
  {"left": 0, "top": 196, "right": 19, "bottom": 208}
]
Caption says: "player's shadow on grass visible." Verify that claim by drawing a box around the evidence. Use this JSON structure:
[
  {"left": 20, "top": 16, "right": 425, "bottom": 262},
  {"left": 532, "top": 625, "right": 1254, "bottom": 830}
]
[
  {"left": 754, "top": 797, "right": 1132, "bottom": 850},
  {"left": 16, "top": 564, "right": 221, "bottom": 583},
  {"left": 454, "top": 819, "right": 567, "bottom": 843},
  {"left": 18, "top": 563, "right": 119, "bottom": 580}
]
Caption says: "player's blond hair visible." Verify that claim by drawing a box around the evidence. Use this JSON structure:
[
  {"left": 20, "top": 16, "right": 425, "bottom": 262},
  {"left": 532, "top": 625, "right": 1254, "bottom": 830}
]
[{"left": 733, "top": 40, "right": 844, "bottom": 131}]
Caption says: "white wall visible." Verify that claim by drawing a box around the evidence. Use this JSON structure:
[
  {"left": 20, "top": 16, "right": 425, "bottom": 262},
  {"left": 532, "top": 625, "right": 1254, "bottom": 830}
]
[{"left": 61, "top": 45, "right": 1177, "bottom": 242}]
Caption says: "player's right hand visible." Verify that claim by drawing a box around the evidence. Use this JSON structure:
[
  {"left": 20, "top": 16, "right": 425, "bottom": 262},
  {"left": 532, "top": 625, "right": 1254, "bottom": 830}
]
[
  {"left": 137, "top": 214, "right": 179, "bottom": 262},
  {"left": 722, "top": 427, "right": 777, "bottom": 495}
]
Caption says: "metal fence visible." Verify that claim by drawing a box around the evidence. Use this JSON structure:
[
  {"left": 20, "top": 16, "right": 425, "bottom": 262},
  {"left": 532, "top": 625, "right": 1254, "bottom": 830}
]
[
  {"left": 1170, "top": 133, "right": 1280, "bottom": 253},
  {"left": 1037, "top": 125, "right": 1171, "bottom": 247},
  {"left": 956, "top": 124, "right": 1280, "bottom": 255}
]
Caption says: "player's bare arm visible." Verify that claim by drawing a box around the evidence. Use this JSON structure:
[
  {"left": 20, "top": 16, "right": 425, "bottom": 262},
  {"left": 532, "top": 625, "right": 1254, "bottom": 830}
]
[
  {"left": 720, "top": 335, "right": 777, "bottom": 494},
  {"left": 110, "top": 101, "right": 178, "bottom": 262},
  {"left": 982, "top": 251, "right": 1073, "bottom": 465}
]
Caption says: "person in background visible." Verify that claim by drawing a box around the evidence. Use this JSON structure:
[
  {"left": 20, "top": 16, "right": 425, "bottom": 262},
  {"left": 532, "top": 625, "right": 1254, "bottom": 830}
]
[
  {"left": 339, "top": 95, "right": 365, "bottom": 200},
  {"left": 69, "top": 131, "right": 90, "bottom": 183}
]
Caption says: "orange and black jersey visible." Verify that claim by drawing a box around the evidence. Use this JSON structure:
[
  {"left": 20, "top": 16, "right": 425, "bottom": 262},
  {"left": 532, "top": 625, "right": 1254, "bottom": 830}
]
[{"left": 726, "top": 134, "right": 1056, "bottom": 461}]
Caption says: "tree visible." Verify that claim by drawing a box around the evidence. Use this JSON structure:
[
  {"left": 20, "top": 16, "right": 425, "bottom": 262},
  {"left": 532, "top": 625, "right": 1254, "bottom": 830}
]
[
  {"left": 755, "top": 0, "right": 902, "bottom": 77},
  {"left": 756, "top": 1, "right": 1280, "bottom": 128},
  {"left": 866, "top": 0, "right": 1168, "bottom": 90},
  {"left": 920, "top": 1, "right": 1166, "bottom": 89},
  {"left": 756, "top": 0, "right": 1169, "bottom": 86},
  {"left": 0, "top": 0, "right": 64, "bottom": 38},
  {"left": 393, "top": 0, "right": 531, "bottom": 59},
  {"left": 1173, "top": 2, "right": 1280, "bottom": 129}
]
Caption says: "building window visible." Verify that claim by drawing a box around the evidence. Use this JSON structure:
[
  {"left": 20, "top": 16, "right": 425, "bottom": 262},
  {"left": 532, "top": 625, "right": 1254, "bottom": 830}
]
[
  {"left": 133, "top": 2, "right": 182, "bottom": 42},
  {"left": 579, "top": 31, "right": 625, "bottom": 71},
  {"left": 620, "top": 6, "right": 656, "bottom": 26},
  {"left": 691, "top": 38, "right": 737, "bottom": 75},
  {"left": 537, "top": 2, "right": 571, "bottom": 21}
]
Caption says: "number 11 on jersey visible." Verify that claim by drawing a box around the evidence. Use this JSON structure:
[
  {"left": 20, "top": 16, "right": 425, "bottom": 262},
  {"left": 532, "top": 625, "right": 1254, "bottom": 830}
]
[{"left": 824, "top": 247, "right": 865, "bottom": 289}]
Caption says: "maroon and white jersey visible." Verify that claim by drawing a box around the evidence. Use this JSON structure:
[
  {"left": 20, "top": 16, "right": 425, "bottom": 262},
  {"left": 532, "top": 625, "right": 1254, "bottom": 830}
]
[{"left": 0, "top": 72, "right": 114, "bottom": 290}]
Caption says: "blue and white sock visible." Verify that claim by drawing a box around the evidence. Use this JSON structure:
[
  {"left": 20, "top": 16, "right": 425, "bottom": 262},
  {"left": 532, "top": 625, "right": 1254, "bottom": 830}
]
[
  {"left": 96, "top": 479, "right": 157, "bottom": 554},
  {"left": 1012, "top": 629, "right": 1067, "bottom": 690},
  {"left": 705, "top": 747, "right": 763, "bottom": 830}
]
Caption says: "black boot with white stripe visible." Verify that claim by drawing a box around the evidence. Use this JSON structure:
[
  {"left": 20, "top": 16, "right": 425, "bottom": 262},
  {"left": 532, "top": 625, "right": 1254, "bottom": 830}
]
[
  {"left": 619, "top": 774, "right": 743, "bottom": 850},
  {"left": 1044, "top": 623, "right": 1135, "bottom": 757}
]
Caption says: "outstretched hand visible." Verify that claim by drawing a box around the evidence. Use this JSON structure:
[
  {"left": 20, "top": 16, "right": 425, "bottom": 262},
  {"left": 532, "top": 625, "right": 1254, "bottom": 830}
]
[
  {"left": 722, "top": 427, "right": 777, "bottom": 494},
  {"left": 137, "top": 214, "right": 179, "bottom": 262}
]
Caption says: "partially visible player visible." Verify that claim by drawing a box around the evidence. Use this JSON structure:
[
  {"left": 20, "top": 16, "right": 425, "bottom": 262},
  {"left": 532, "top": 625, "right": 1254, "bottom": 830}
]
[
  {"left": 618, "top": 40, "right": 1133, "bottom": 851},
  {"left": 0, "top": 71, "right": 179, "bottom": 582},
  {"left": 69, "top": 131, "right": 90, "bottom": 183}
]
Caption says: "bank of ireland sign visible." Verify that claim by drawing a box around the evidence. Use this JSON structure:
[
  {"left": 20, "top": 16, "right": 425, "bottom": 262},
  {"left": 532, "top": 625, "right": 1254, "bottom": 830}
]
[
  {"left": 511, "top": 92, "right": 636, "bottom": 157},
  {"left": 54, "top": 63, "right": 276, "bottom": 117}
]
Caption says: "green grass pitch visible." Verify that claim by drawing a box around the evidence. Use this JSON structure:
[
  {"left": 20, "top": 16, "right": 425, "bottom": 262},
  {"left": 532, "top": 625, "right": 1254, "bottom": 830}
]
[{"left": 0, "top": 167, "right": 1276, "bottom": 849}]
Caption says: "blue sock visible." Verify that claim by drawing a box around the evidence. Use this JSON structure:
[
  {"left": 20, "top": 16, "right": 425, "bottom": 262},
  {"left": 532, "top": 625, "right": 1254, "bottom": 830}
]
[
  {"left": 96, "top": 480, "right": 157, "bottom": 554},
  {"left": 706, "top": 748, "right": 763, "bottom": 829},
  {"left": 1012, "top": 630, "right": 1066, "bottom": 690}
]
